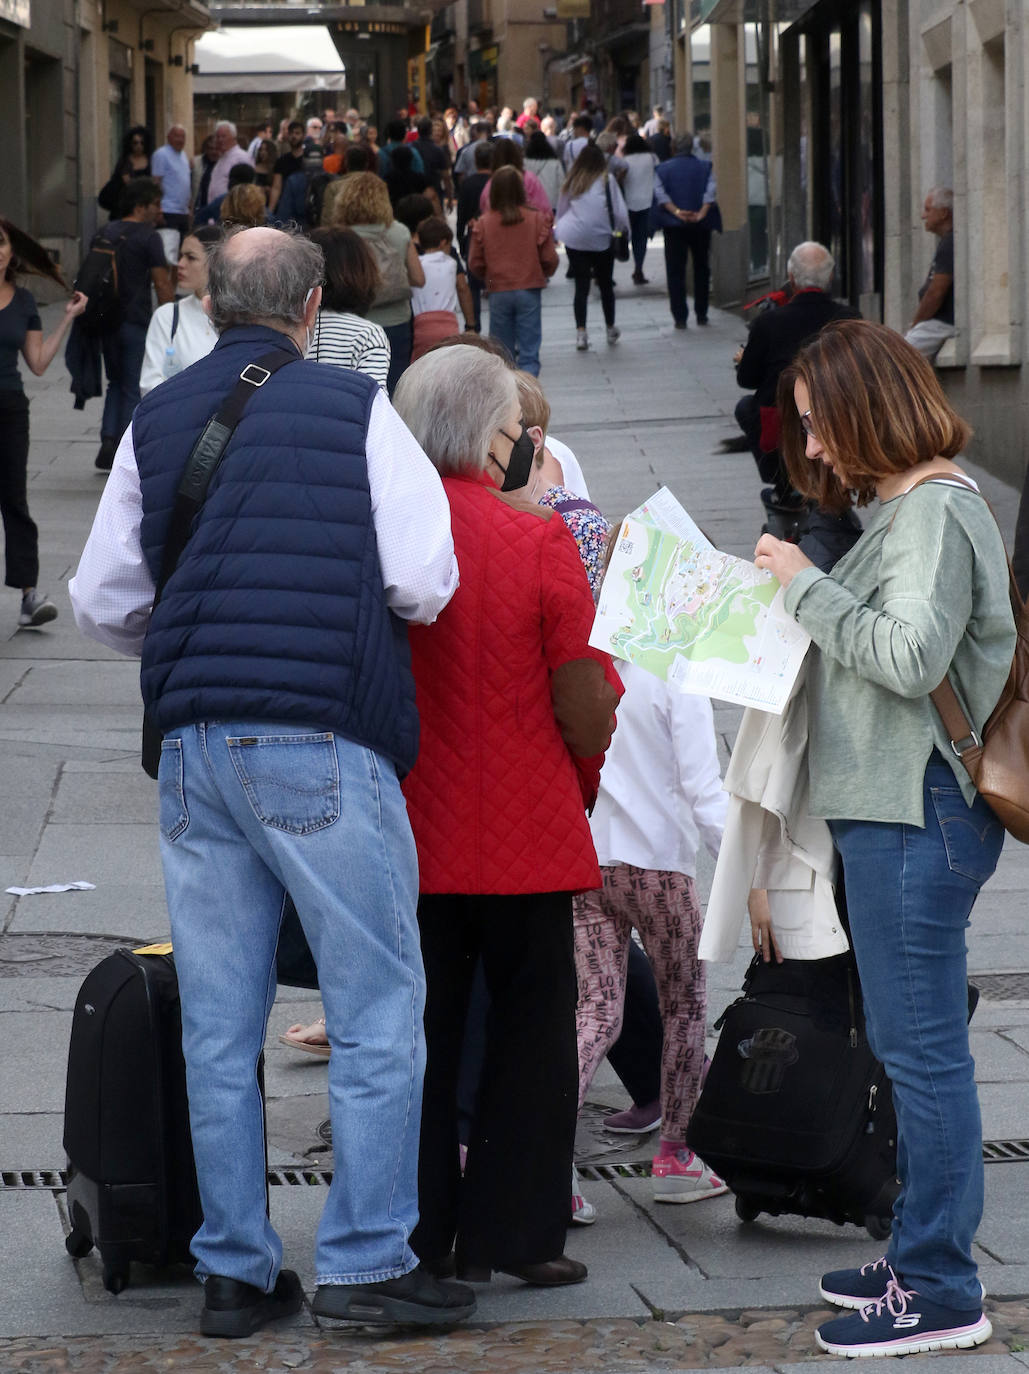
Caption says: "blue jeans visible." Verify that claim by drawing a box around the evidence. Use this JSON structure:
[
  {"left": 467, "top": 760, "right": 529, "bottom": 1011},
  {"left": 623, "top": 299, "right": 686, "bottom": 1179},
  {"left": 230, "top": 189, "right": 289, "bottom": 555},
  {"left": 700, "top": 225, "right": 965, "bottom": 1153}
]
[
  {"left": 100, "top": 321, "right": 147, "bottom": 442},
  {"left": 487, "top": 288, "right": 542, "bottom": 376},
  {"left": 158, "top": 721, "right": 425, "bottom": 1291},
  {"left": 830, "top": 753, "right": 1003, "bottom": 1309}
]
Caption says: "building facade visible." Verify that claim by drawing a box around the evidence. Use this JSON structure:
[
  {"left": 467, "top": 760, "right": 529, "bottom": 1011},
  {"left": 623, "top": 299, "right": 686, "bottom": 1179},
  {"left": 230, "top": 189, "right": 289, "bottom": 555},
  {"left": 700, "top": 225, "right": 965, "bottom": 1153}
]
[
  {"left": 682, "top": 0, "right": 1025, "bottom": 486},
  {"left": 1, "top": 0, "right": 208, "bottom": 290}
]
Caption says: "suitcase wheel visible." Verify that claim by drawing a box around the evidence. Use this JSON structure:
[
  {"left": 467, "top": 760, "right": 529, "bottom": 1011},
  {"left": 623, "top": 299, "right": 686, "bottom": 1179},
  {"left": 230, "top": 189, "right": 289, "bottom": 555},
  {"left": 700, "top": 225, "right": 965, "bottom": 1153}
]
[
  {"left": 65, "top": 1228, "right": 93, "bottom": 1259},
  {"left": 734, "top": 1194, "right": 762, "bottom": 1224},
  {"left": 103, "top": 1262, "right": 130, "bottom": 1294},
  {"left": 864, "top": 1213, "right": 892, "bottom": 1242}
]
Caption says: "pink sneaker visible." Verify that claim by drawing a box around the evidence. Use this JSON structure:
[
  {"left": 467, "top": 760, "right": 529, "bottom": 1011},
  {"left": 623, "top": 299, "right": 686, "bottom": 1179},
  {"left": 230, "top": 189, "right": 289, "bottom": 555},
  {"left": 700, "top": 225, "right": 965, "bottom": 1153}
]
[{"left": 651, "top": 1148, "right": 728, "bottom": 1204}]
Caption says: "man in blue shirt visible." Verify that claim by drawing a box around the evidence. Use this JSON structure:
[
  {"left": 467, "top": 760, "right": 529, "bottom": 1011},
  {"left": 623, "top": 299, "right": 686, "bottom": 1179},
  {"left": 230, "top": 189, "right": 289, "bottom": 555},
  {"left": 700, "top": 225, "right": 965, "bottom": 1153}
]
[
  {"left": 151, "top": 125, "right": 193, "bottom": 242},
  {"left": 652, "top": 132, "right": 717, "bottom": 328}
]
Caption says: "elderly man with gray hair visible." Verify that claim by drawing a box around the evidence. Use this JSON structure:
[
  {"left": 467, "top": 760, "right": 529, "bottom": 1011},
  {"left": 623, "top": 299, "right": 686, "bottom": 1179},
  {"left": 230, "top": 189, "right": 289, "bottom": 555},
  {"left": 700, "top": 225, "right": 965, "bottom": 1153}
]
[
  {"left": 209, "top": 120, "right": 254, "bottom": 201},
  {"left": 733, "top": 239, "right": 859, "bottom": 494},
  {"left": 69, "top": 226, "right": 475, "bottom": 1337},
  {"left": 905, "top": 185, "right": 955, "bottom": 360}
]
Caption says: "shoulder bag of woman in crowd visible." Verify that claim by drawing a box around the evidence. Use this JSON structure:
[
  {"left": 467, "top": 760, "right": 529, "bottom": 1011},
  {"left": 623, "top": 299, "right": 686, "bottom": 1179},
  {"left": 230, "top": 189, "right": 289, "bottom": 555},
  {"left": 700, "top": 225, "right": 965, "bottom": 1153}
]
[{"left": 604, "top": 175, "right": 630, "bottom": 262}]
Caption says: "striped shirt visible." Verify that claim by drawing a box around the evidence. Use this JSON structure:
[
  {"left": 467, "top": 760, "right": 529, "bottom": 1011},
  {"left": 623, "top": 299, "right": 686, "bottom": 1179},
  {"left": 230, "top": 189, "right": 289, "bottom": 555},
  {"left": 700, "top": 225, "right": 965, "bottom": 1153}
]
[{"left": 307, "top": 311, "right": 390, "bottom": 390}]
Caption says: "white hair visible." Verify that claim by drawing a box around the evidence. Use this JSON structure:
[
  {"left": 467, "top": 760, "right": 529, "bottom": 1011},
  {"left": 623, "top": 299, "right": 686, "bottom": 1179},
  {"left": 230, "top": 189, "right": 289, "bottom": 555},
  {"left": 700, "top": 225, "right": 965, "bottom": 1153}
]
[
  {"left": 927, "top": 185, "right": 954, "bottom": 212},
  {"left": 394, "top": 347, "right": 517, "bottom": 477},
  {"left": 215, "top": 120, "right": 237, "bottom": 137},
  {"left": 787, "top": 240, "right": 835, "bottom": 290}
]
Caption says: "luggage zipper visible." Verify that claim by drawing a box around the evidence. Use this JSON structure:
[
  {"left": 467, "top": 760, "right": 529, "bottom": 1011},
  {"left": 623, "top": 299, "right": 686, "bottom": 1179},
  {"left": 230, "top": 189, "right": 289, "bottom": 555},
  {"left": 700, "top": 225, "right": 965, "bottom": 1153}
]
[{"left": 865, "top": 1083, "right": 878, "bottom": 1133}]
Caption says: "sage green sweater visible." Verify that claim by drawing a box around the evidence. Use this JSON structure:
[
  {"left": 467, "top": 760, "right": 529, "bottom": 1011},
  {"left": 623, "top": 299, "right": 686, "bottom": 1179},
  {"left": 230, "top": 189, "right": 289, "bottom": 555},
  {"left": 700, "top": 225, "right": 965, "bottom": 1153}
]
[{"left": 782, "top": 482, "right": 1014, "bottom": 825}]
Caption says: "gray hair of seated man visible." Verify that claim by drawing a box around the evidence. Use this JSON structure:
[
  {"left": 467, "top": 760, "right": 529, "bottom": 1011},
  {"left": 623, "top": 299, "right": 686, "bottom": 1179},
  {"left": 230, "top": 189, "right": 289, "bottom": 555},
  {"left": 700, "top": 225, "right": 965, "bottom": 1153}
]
[
  {"left": 393, "top": 346, "right": 518, "bottom": 478},
  {"left": 787, "top": 240, "right": 835, "bottom": 291},
  {"left": 206, "top": 226, "right": 324, "bottom": 334},
  {"left": 927, "top": 185, "right": 954, "bottom": 212}
]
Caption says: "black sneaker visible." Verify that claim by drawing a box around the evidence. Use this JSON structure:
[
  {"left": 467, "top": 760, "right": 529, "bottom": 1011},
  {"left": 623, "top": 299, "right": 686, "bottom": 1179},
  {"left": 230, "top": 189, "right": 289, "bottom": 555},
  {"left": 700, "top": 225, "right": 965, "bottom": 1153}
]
[
  {"left": 95, "top": 436, "right": 117, "bottom": 471},
  {"left": 200, "top": 1268, "right": 304, "bottom": 1338},
  {"left": 312, "top": 1263, "right": 476, "bottom": 1326}
]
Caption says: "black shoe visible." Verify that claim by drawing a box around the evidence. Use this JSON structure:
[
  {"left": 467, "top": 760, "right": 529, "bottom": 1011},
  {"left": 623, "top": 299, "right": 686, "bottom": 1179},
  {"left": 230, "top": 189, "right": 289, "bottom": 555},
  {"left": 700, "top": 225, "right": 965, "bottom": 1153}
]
[
  {"left": 312, "top": 1263, "right": 476, "bottom": 1326},
  {"left": 458, "top": 1254, "right": 588, "bottom": 1287},
  {"left": 720, "top": 433, "right": 753, "bottom": 453},
  {"left": 673, "top": 319, "right": 688, "bottom": 331},
  {"left": 696, "top": 316, "right": 709, "bottom": 325},
  {"left": 200, "top": 1268, "right": 304, "bottom": 1339},
  {"left": 95, "top": 436, "right": 117, "bottom": 472},
  {"left": 632, "top": 272, "right": 649, "bottom": 284}
]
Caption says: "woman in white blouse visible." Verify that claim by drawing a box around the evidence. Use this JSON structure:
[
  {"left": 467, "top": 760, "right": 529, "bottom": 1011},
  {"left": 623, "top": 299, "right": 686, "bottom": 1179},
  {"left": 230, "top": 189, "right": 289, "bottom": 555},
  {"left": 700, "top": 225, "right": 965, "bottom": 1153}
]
[
  {"left": 620, "top": 133, "right": 659, "bottom": 284},
  {"left": 140, "top": 225, "right": 221, "bottom": 395}
]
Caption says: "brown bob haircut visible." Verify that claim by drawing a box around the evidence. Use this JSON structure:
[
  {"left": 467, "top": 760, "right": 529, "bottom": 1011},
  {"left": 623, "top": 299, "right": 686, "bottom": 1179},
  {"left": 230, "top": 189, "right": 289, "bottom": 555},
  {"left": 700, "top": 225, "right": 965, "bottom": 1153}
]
[
  {"left": 489, "top": 165, "right": 527, "bottom": 225},
  {"left": 309, "top": 227, "right": 380, "bottom": 315},
  {"left": 778, "top": 318, "right": 972, "bottom": 513}
]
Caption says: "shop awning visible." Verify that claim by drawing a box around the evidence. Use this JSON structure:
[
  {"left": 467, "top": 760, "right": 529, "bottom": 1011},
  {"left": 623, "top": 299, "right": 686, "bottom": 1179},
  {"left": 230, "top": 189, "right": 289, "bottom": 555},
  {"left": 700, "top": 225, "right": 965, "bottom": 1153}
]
[{"left": 193, "top": 25, "right": 347, "bottom": 92}]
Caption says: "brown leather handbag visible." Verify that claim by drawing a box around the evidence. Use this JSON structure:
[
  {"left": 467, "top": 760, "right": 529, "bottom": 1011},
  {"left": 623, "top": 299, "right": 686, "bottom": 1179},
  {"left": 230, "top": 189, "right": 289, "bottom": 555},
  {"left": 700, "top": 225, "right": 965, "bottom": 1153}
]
[{"left": 898, "top": 474, "right": 1029, "bottom": 842}]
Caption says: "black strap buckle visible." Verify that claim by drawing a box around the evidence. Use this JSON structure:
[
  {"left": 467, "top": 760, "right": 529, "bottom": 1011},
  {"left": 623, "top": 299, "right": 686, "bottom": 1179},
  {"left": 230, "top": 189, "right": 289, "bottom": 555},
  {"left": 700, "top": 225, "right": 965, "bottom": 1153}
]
[{"left": 240, "top": 363, "right": 271, "bottom": 387}]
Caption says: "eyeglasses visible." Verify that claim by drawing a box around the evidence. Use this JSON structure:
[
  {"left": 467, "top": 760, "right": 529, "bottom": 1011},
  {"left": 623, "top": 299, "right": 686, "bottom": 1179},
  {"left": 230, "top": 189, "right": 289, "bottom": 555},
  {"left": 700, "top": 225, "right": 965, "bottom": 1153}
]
[{"left": 799, "top": 409, "right": 817, "bottom": 438}]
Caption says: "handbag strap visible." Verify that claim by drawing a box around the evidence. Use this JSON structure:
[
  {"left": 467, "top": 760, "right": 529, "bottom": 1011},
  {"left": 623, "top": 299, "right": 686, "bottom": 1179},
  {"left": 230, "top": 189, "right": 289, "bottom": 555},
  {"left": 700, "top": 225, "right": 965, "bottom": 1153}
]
[
  {"left": 889, "top": 472, "right": 1023, "bottom": 760},
  {"left": 603, "top": 173, "right": 616, "bottom": 233},
  {"left": 152, "top": 346, "right": 299, "bottom": 607}
]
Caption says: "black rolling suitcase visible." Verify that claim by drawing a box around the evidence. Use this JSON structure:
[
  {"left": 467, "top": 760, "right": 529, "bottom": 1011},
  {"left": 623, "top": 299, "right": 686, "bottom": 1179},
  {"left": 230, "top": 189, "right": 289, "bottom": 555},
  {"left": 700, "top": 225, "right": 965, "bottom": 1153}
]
[
  {"left": 63, "top": 948, "right": 203, "bottom": 1292},
  {"left": 686, "top": 953, "right": 899, "bottom": 1240}
]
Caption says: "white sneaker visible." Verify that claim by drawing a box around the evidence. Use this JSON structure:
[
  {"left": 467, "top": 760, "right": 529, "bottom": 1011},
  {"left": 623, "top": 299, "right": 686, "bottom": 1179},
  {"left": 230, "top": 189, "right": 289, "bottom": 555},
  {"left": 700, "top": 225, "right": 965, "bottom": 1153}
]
[
  {"left": 651, "top": 1148, "right": 728, "bottom": 1204},
  {"left": 606, "top": 326, "right": 620, "bottom": 344},
  {"left": 576, "top": 329, "right": 589, "bottom": 351},
  {"left": 570, "top": 1165, "right": 597, "bottom": 1225}
]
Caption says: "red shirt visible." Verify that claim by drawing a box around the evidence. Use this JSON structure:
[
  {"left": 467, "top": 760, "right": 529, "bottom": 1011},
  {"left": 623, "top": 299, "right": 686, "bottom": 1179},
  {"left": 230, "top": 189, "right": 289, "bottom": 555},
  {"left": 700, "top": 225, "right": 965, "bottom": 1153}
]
[{"left": 403, "top": 472, "right": 620, "bottom": 895}]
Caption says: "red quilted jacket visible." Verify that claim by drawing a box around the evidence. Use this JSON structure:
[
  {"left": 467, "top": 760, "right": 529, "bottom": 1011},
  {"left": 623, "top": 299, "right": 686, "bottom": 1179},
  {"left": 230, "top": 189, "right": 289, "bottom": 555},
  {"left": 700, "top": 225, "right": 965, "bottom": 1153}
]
[{"left": 403, "top": 471, "right": 621, "bottom": 895}]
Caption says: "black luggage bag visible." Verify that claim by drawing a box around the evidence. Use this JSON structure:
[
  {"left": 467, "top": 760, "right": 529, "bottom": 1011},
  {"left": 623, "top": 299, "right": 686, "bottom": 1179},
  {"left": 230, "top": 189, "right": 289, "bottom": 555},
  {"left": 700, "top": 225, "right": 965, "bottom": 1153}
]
[
  {"left": 63, "top": 949, "right": 203, "bottom": 1292},
  {"left": 685, "top": 953, "right": 899, "bottom": 1241}
]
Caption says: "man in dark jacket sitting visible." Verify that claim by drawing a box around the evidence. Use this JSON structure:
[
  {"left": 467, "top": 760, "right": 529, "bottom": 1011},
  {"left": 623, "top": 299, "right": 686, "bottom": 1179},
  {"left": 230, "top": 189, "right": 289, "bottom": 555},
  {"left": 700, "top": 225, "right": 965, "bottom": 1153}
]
[
  {"left": 734, "top": 240, "right": 859, "bottom": 496},
  {"left": 69, "top": 226, "right": 474, "bottom": 1338}
]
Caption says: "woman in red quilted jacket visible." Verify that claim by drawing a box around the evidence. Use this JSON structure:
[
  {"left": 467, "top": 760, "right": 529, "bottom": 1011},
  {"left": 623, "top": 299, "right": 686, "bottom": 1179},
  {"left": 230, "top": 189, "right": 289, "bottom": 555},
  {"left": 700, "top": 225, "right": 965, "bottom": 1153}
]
[{"left": 393, "top": 345, "right": 621, "bottom": 1288}]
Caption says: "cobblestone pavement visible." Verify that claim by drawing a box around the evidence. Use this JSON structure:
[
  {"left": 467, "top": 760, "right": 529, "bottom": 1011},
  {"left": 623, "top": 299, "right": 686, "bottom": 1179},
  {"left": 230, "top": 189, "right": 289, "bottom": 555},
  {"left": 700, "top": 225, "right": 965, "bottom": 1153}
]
[{"left": 1, "top": 1299, "right": 1027, "bottom": 1373}]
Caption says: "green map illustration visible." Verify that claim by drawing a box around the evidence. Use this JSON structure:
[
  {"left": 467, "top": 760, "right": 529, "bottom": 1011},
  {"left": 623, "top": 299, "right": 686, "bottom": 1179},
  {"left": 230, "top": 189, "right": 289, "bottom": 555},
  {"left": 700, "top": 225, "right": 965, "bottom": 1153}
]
[{"left": 589, "top": 511, "right": 810, "bottom": 713}]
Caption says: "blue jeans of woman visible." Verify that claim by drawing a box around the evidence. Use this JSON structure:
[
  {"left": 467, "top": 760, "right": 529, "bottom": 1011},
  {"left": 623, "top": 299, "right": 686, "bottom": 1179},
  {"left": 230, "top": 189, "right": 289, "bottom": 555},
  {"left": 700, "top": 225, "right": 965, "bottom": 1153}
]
[
  {"left": 628, "top": 209, "right": 650, "bottom": 275},
  {"left": 829, "top": 752, "right": 1003, "bottom": 1310},
  {"left": 158, "top": 722, "right": 424, "bottom": 1291},
  {"left": 487, "top": 288, "right": 543, "bottom": 376}
]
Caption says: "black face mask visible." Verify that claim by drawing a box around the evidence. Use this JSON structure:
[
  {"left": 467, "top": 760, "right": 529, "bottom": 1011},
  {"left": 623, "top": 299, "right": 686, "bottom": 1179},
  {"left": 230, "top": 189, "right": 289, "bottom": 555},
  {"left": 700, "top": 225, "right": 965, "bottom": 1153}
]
[{"left": 494, "top": 426, "right": 536, "bottom": 492}]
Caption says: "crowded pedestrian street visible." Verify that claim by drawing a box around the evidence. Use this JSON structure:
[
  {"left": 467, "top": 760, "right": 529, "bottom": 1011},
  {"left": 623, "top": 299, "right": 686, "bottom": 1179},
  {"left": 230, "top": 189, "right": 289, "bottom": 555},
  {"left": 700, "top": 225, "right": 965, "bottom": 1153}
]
[{"left": 2, "top": 264, "right": 1029, "bottom": 1371}]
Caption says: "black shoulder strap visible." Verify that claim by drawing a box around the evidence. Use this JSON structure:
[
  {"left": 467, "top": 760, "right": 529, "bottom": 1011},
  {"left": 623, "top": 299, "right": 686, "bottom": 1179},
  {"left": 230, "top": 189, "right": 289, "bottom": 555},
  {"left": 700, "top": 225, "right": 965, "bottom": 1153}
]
[
  {"left": 170, "top": 299, "right": 180, "bottom": 341},
  {"left": 152, "top": 347, "right": 298, "bottom": 606}
]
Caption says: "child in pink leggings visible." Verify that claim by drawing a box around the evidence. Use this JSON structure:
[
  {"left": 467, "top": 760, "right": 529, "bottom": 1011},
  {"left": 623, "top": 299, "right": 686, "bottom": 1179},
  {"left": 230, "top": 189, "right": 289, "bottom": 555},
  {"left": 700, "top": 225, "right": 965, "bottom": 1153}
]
[{"left": 574, "top": 660, "right": 727, "bottom": 1205}]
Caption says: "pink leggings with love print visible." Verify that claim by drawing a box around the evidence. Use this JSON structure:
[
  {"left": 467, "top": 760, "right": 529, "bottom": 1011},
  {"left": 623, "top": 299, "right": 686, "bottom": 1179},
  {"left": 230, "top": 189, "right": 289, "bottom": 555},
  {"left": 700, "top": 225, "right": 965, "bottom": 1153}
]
[{"left": 573, "top": 863, "right": 706, "bottom": 1143}]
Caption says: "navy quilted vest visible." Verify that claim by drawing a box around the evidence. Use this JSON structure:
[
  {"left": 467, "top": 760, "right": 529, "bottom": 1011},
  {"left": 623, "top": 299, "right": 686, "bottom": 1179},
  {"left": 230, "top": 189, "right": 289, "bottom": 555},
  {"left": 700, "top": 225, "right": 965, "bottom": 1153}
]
[{"left": 133, "top": 324, "right": 418, "bottom": 774}]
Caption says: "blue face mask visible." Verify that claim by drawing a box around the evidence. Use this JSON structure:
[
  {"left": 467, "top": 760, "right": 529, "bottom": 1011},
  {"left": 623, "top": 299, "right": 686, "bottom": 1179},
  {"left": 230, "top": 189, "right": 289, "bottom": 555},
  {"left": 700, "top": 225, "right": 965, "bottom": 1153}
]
[{"left": 493, "top": 426, "right": 536, "bottom": 491}]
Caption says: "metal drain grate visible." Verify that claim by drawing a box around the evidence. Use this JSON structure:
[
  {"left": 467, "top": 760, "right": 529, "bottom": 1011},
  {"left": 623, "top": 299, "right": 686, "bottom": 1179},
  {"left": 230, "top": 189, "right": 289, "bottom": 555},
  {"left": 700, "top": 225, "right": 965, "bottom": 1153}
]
[
  {"left": 0, "top": 934, "right": 147, "bottom": 978},
  {"left": 267, "top": 1168, "right": 333, "bottom": 1187},
  {"left": 1, "top": 1170, "right": 69, "bottom": 1189},
  {"left": 983, "top": 1139, "right": 1029, "bottom": 1163},
  {"left": 974, "top": 973, "right": 1029, "bottom": 1001},
  {"left": 577, "top": 1162, "right": 652, "bottom": 1182}
]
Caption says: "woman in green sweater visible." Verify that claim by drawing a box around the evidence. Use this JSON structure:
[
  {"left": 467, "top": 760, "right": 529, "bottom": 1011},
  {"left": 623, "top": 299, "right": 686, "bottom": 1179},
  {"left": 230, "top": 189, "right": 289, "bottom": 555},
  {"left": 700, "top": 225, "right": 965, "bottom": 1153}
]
[{"left": 754, "top": 319, "right": 1014, "bottom": 1360}]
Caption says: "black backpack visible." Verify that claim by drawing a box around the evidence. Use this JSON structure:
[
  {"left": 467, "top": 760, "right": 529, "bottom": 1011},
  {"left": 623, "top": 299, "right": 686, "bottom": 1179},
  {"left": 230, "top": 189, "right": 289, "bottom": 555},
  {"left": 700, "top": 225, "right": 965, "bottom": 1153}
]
[{"left": 74, "top": 226, "right": 126, "bottom": 336}]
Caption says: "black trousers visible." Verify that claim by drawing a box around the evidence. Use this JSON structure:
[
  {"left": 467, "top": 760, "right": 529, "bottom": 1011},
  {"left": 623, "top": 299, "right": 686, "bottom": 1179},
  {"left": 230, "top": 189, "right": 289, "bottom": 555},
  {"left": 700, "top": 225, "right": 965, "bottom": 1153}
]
[
  {"left": 606, "top": 938, "right": 663, "bottom": 1106},
  {"left": 412, "top": 891, "right": 578, "bottom": 1269},
  {"left": 662, "top": 223, "right": 712, "bottom": 324},
  {"left": 566, "top": 245, "right": 616, "bottom": 328},
  {"left": 0, "top": 393, "right": 37, "bottom": 589}
]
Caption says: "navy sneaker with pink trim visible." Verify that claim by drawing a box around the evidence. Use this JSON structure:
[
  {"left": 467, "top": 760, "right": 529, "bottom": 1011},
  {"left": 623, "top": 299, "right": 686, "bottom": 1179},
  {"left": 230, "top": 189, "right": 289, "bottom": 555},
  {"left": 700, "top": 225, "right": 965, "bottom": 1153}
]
[{"left": 816, "top": 1274, "right": 992, "bottom": 1358}]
